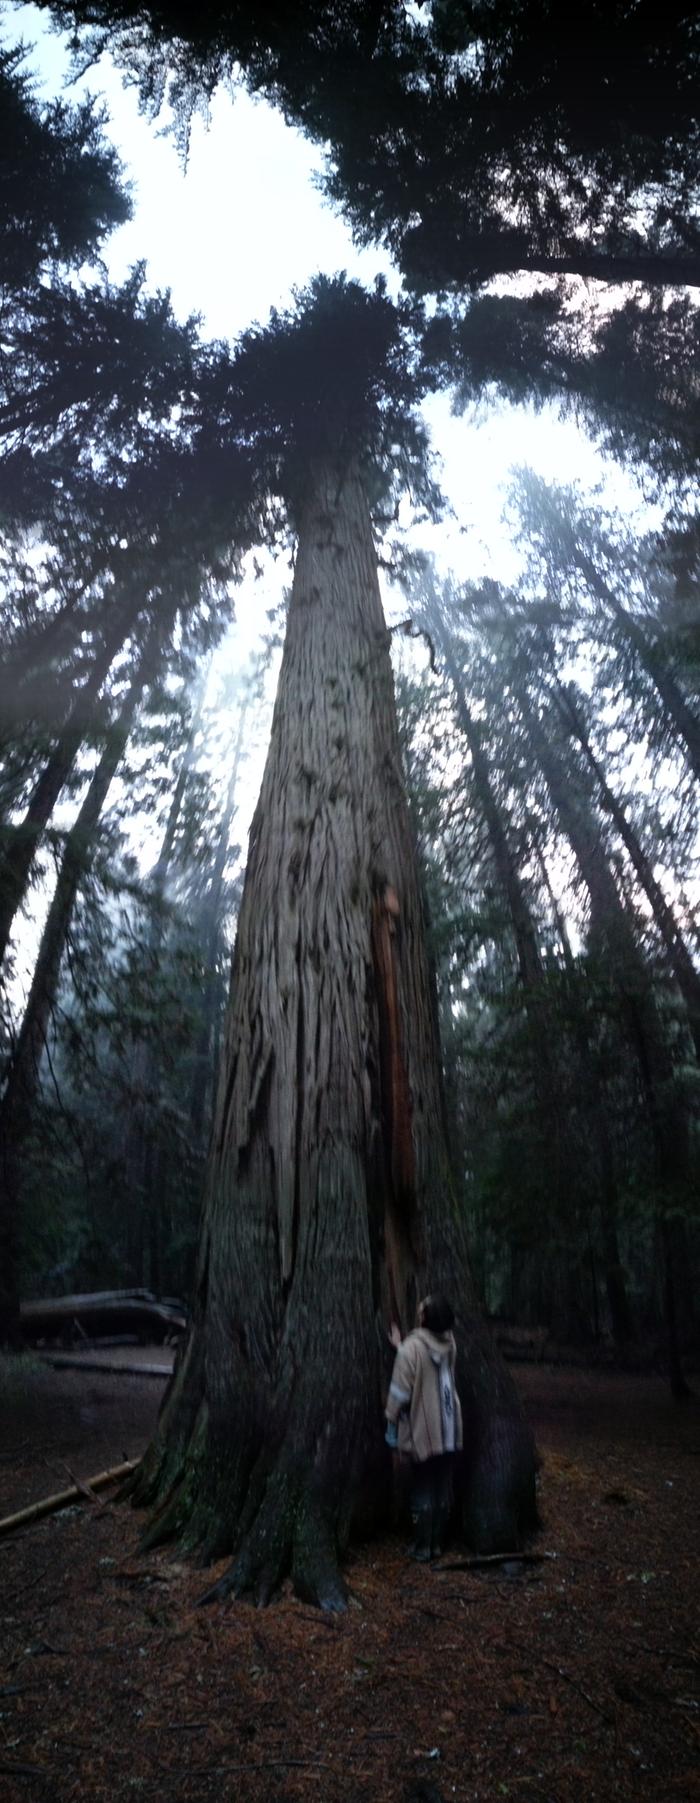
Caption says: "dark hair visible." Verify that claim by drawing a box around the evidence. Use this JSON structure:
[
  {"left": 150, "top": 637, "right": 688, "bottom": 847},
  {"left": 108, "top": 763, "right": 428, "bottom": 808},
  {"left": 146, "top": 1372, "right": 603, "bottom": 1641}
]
[{"left": 421, "top": 1294, "right": 455, "bottom": 1335}]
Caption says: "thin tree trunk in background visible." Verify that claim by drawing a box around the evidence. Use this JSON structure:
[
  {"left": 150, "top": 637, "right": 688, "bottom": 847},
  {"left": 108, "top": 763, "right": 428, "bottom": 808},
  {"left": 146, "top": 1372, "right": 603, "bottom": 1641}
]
[
  {"left": 149, "top": 669, "right": 209, "bottom": 905},
  {"left": 535, "top": 841, "right": 635, "bottom": 1344},
  {"left": 130, "top": 461, "right": 537, "bottom": 1607},
  {"left": 189, "top": 701, "right": 248, "bottom": 1150},
  {"left": 0, "top": 599, "right": 140, "bottom": 972},
  {"left": 551, "top": 676, "right": 700, "bottom": 1059},
  {"left": 575, "top": 551, "right": 700, "bottom": 783},
  {"left": 520, "top": 698, "right": 691, "bottom": 1394},
  {"left": 533, "top": 841, "right": 575, "bottom": 973},
  {"left": 426, "top": 592, "right": 591, "bottom": 1338},
  {"left": 121, "top": 669, "right": 209, "bottom": 1286},
  {"left": 426, "top": 600, "right": 544, "bottom": 992},
  {"left": 0, "top": 670, "right": 145, "bottom": 1345}
]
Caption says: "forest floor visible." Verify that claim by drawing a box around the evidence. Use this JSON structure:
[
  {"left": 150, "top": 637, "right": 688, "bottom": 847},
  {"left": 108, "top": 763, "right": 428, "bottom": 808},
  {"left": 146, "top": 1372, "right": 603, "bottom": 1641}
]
[{"left": 0, "top": 1355, "right": 698, "bottom": 1803}]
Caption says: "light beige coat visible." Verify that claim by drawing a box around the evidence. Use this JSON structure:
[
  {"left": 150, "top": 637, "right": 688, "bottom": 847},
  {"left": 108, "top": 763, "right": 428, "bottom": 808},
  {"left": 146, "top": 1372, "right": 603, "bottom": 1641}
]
[{"left": 385, "top": 1327, "right": 463, "bottom": 1462}]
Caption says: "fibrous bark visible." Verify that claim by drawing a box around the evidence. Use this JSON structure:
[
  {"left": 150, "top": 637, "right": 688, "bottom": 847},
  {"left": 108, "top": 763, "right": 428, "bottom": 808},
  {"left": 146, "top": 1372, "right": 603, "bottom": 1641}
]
[{"left": 132, "top": 462, "right": 537, "bottom": 1607}]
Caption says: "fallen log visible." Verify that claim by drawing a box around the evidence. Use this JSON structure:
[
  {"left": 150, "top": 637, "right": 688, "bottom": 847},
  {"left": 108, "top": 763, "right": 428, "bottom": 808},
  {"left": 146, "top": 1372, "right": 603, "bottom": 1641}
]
[
  {"left": 39, "top": 1355, "right": 172, "bottom": 1378},
  {"left": 50, "top": 1335, "right": 142, "bottom": 1349},
  {"left": 21, "top": 1291, "right": 186, "bottom": 1345},
  {"left": 0, "top": 1460, "right": 137, "bottom": 1538}
]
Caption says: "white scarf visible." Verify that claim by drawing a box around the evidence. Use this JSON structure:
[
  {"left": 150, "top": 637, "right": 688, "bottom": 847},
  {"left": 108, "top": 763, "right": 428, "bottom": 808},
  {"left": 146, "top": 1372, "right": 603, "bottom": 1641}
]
[{"left": 431, "top": 1352, "right": 456, "bottom": 1453}]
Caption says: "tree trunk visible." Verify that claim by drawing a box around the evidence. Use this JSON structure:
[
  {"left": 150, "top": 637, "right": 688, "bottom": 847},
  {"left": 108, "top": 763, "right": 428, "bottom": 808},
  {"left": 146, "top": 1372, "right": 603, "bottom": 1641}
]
[
  {"left": 520, "top": 699, "right": 692, "bottom": 1392},
  {"left": 126, "top": 668, "right": 210, "bottom": 1284},
  {"left": 0, "top": 600, "right": 140, "bottom": 971},
  {"left": 426, "top": 594, "right": 604, "bottom": 1338},
  {"left": 441, "top": 655, "right": 544, "bottom": 996},
  {"left": 149, "top": 669, "right": 209, "bottom": 902},
  {"left": 551, "top": 677, "right": 700, "bottom": 1060},
  {"left": 575, "top": 551, "right": 700, "bottom": 783},
  {"left": 131, "top": 462, "right": 537, "bottom": 1607},
  {"left": 0, "top": 672, "right": 145, "bottom": 1346},
  {"left": 534, "top": 843, "right": 634, "bottom": 1344},
  {"left": 189, "top": 702, "right": 248, "bottom": 1150}
]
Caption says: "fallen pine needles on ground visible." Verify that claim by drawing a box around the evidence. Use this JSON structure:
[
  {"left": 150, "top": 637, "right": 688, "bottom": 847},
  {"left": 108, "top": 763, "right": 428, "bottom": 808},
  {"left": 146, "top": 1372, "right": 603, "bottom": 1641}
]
[{"left": 0, "top": 1360, "right": 697, "bottom": 1803}]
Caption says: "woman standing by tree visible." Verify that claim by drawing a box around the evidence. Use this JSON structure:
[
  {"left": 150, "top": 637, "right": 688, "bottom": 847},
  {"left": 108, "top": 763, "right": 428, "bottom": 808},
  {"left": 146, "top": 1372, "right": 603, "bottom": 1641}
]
[{"left": 386, "top": 1294, "right": 463, "bottom": 1561}]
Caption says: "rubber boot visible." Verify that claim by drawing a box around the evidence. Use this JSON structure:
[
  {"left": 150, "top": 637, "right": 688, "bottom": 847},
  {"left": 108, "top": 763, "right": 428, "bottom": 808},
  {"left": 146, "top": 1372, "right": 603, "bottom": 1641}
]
[{"left": 410, "top": 1507, "right": 434, "bottom": 1562}]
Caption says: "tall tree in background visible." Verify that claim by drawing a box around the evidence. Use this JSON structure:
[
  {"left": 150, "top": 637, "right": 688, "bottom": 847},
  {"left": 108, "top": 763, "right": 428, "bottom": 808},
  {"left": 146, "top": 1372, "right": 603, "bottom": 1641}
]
[
  {"left": 123, "top": 663, "right": 210, "bottom": 1291},
  {"left": 130, "top": 277, "right": 537, "bottom": 1608},
  {"left": 442, "top": 544, "right": 697, "bottom": 1378},
  {"left": 547, "top": 676, "right": 700, "bottom": 1063},
  {"left": 0, "top": 280, "right": 259, "bottom": 979},
  {"left": 390, "top": 528, "right": 698, "bottom": 1368},
  {"left": 0, "top": 555, "right": 243, "bottom": 1341},
  {"left": 509, "top": 474, "right": 700, "bottom": 783},
  {"left": 16, "top": 659, "right": 251, "bottom": 1308},
  {"left": 412, "top": 567, "right": 636, "bottom": 1346},
  {"left": 1, "top": 673, "right": 203, "bottom": 1295},
  {"left": 0, "top": 656, "right": 149, "bottom": 1342},
  {"left": 187, "top": 668, "right": 254, "bottom": 1152},
  {"left": 0, "top": 471, "right": 247, "bottom": 973},
  {"left": 0, "top": 41, "right": 268, "bottom": 1339},
  {"left": 517, "top": 695, "right": 693, "bottom": 1396}
]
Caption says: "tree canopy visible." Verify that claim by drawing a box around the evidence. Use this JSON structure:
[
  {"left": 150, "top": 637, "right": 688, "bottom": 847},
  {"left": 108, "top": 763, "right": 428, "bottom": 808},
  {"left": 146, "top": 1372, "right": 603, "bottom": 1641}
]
[
  {"left": 0, "top": 37, "right": 129, "bottom": 289},
  {"left": 39, "top": 1, "right": 700, "bottom": 287}
]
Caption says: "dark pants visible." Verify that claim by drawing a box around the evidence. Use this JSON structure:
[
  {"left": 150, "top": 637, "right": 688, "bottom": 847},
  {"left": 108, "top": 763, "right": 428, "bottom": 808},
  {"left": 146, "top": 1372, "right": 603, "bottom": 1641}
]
[{"left": 409, "top": 1453, "right": 454, "bottom": 1558}]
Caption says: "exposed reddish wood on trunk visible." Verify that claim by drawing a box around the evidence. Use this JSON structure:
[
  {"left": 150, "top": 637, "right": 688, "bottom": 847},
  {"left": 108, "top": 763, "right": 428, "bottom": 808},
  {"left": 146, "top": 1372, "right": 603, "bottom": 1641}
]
[{"left": 372, "top": 882, "right": 414, "bottom": 1199}]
